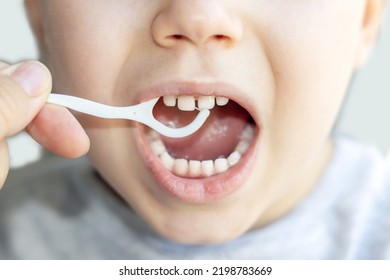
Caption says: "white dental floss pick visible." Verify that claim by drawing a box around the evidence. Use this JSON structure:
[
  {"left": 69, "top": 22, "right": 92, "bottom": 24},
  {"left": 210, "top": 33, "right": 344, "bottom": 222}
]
[{"left": 47, "top": 94, "right": 210, "bottom": 138}]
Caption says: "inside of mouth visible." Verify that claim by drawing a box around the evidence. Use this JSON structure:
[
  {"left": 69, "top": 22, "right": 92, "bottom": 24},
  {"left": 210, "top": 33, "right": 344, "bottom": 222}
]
[{"left": 153, "top": 98, "right": 254, "bottom": 161}]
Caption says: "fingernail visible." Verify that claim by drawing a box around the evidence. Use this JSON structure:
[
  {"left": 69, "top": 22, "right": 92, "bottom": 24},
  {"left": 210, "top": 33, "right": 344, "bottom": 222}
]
[{"left": 11, "top": 62, "right": 49, "bottom": 97}]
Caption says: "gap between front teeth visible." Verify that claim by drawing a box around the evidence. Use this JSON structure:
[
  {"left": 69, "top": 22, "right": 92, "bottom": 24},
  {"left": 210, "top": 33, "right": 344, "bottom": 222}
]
[
  {"left": 148, "top": 124, "right": 255, "bottom": 178},
  {"left": 163, "top": 95, "right": 229, "bottom": 111}
]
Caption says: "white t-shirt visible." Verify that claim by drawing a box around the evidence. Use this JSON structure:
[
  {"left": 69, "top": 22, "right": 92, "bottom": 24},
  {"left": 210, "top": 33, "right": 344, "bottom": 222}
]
[{"left": 1, "top": 136, "right": 389, "bottom": 259}]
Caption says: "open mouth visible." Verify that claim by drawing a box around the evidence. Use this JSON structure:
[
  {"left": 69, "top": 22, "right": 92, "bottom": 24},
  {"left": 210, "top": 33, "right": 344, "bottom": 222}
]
[
  {"left": 150, "top": 95, "right": 255, "bottom": 177},
  {"left": 136, "top": 84, "right": 259, "bottom": 203}
]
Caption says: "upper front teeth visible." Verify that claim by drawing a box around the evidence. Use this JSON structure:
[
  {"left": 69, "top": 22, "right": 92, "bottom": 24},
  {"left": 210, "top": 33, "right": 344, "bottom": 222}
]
[
  {"left": 216, "top": 96, "right": 229, "bottom": 106},
  {"left": 163, "top": 95, "right": 229, "bottom": 111},
  {"left": 163, "top": 95, "right": 176, "bottom": 107},
  {"left": 178, "top": 96, "right": 196, "bottom": 111},
  {"left": 197, "top": 96, "right": 215, "bottom": 110}
]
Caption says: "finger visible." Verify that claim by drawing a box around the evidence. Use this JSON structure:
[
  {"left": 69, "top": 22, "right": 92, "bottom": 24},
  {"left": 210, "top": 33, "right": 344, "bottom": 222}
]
[
  {"left": 0, "top": 140, "right": 10, "bottom": 188},
  {"left": 0, "top": 61, "right": 51, "bottom": 139},
  {"left": 0, "top": 62, "right": 10, "bottom": 70},
  {"left": 26, "top": 104, "right": 90, "bottom": 159}
]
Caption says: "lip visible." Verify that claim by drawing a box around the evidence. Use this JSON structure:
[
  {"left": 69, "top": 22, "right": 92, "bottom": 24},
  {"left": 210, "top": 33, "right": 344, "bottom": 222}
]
[{"left": 134, "top": 81, "right": 261, "bottom": 203}]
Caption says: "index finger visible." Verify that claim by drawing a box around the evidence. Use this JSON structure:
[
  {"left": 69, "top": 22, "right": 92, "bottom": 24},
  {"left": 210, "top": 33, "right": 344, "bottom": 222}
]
[{"left": 0, "top": 62, "right": 10, "bottom": 71}]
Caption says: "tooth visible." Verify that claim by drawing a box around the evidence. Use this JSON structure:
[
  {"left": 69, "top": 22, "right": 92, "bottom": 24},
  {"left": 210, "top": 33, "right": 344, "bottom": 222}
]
[
  {"left": 173, "top": 159, "right": 188, "bottom": 176},
  {"left": 216, "top": 97, "right": 229, "bottom": 106},
  {"left": 161, "top": 152, "right": 174, "bottom": 171},
  {"left": 228, "top": 151, "right": 241, "bottom": 166},
  {"left": 148, "top": 129, "right": 160, "bottom": 141},
  {"left": 150, "top": 139, "right": 166, "bottom": 156},
  {"left": 240, "top": 124, "right": 255, "bottom": 141},
  {"left": 163, "top": 95, "right": 177, "bottom": 107},
  {"left": 178, "top": 96, "right": 196, "bottom": 111},
  {"left": 189, "top": 160, "right": 202, "bottom": 178},
  {"left": 197, "top": 96, "right": 215, "bottom": 110},
  {"left": 214, "top": 158, "right": 229, "bottom": 174},
  {"left": 236, "top": 140, "right": 250, "bottom": 154},
  {"left": 201, "top": 160, "right": 214, "bottom": 177}
]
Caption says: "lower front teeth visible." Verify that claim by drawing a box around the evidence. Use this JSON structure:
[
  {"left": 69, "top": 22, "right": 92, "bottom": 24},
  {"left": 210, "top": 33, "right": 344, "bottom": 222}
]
[
  {"left": 161, "top": 152, "right": 174, "bottom": 171},
  {"left": 189, "top": 160, "right": 202, "bottom": 177},
  {"left": 201, "top": 160, "right": 214, "bottom": 177},
  {"left": 215, "top": 158, "right": 229, "bottom": 174},
  {"left": 148, "top": 124, "right": 255, "bottom": 178},
  {"left": 173, "top": 159, "right": 189, "bottom": 176}
]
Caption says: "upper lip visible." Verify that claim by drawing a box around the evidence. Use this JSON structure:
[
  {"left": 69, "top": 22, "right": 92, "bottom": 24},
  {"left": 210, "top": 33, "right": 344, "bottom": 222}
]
[{"left": 133, "top": 81, "right": 260, "bottom": 126}]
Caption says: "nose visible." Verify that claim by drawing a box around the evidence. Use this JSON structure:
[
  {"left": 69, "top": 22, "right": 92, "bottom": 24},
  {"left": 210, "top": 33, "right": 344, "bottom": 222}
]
[{"left": 152, "top": 0, "right": 243, "bottom": 48}]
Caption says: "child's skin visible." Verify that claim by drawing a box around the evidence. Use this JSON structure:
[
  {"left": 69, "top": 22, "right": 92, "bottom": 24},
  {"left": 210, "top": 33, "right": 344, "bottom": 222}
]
[{"left": 0, "top": 0, "right": 386, "bottom": 244}]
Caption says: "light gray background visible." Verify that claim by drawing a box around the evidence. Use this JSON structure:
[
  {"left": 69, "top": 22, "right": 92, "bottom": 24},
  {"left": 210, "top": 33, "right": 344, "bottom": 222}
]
[{"left": 0, "top": 0, "right": 389, "bottom": 167}]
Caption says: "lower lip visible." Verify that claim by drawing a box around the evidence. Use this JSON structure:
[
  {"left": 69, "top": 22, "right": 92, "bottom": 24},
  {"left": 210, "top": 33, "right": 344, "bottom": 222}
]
[{"left": 136, "top": 125, "right": 260, "bottom": 203}]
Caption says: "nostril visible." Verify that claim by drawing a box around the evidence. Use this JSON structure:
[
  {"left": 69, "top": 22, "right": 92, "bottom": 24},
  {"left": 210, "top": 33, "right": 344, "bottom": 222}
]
[
  {"left": 164, "top": 34, "right": 192, "bottom": 46},
  {"left": 152, "top": 2, "right": 243, "bottom": 48},
  {"left": 214, "top": 34, "right": 228, "bottom": 40},
  {"left": 212, "top": 34, "right": 232, "bottom": 45},
  {"left": 165, "top": 33, "right": 232, "bottom": 47},
  {"left": 172, "top": 34, "right": 184, "bottom": 40}
]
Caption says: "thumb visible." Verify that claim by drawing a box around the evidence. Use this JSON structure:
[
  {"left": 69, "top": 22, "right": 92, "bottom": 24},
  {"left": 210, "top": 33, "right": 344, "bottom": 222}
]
[{"left": 0, "top": 61, "right": 52, "bottom": 138}]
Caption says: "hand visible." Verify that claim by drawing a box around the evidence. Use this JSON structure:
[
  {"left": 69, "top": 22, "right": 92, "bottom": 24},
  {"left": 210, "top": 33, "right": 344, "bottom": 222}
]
[{"left": 0, "top": 61, "right": 90, "bottom": 187}]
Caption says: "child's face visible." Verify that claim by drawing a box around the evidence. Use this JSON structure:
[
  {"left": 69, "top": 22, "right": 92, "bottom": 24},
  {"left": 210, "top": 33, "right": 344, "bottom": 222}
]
[{"left": 30, "top": 0, "right": 383, "bottom": 243}]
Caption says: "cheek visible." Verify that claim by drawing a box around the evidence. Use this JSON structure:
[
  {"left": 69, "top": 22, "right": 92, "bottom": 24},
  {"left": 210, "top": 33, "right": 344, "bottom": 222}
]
[
  {"left": 258, "top": 3, "right": 364, "bottom": 152},
  {"left": 81, "top": 117, "right": 145, "bottom": 191},
  {"left": 42, "top": 2, "right": 145, "bottom": 102}
]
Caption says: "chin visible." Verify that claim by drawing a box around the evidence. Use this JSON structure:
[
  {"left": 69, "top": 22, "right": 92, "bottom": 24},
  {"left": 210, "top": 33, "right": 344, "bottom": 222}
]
[{"left": 151, "top": 211, "right": 255, "bottom": 245}]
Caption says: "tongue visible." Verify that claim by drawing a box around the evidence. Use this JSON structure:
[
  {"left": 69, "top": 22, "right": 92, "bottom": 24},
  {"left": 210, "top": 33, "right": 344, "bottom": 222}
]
[{"left": 153, "top": 100, "right": 249, "bottom": 161}]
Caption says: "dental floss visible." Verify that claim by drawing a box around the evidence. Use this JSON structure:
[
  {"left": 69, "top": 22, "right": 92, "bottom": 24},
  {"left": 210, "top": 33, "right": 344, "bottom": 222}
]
[{"left": 47, "top": 94, "right": 210, "bottom": 138}]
